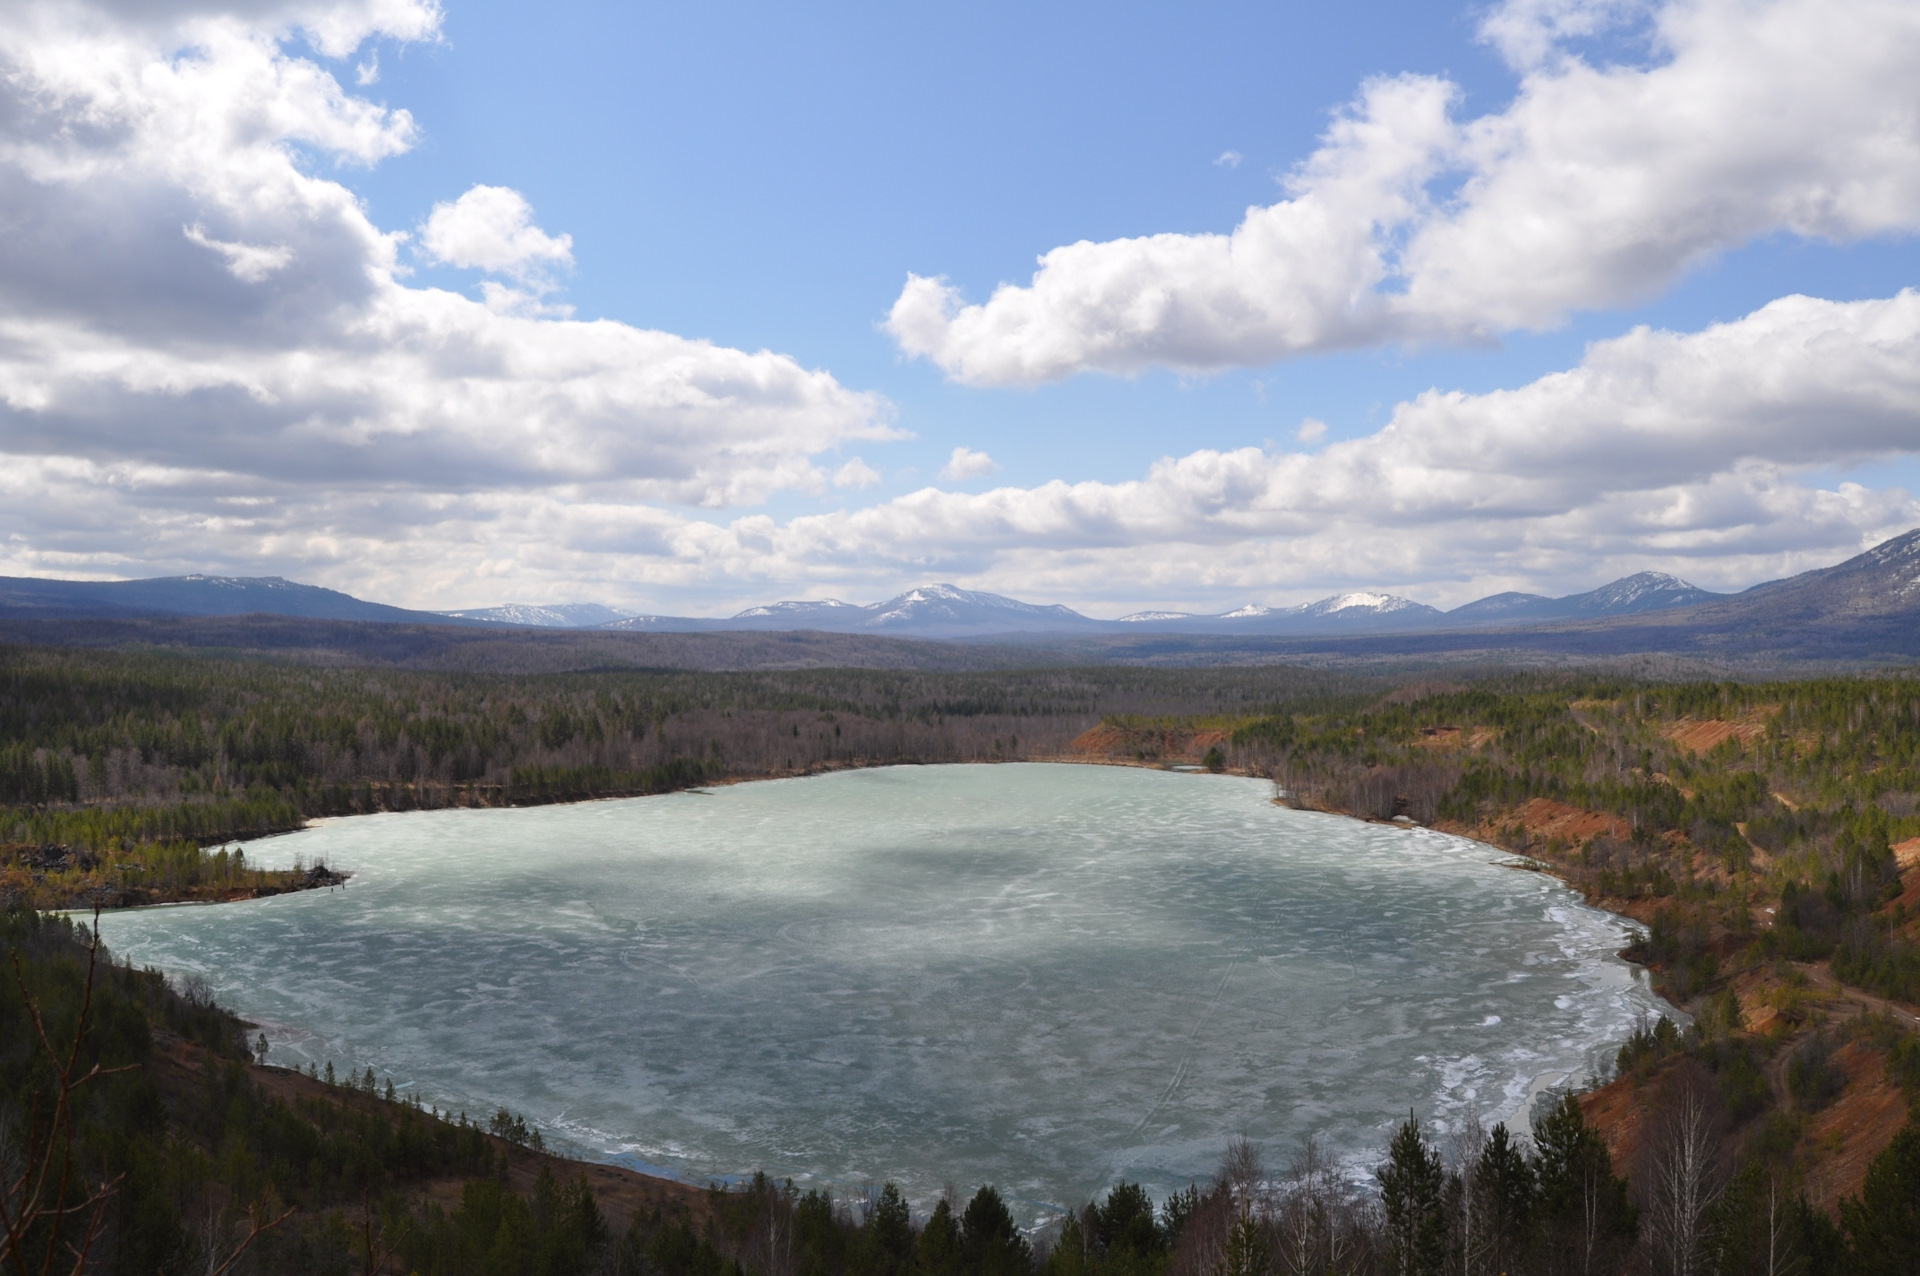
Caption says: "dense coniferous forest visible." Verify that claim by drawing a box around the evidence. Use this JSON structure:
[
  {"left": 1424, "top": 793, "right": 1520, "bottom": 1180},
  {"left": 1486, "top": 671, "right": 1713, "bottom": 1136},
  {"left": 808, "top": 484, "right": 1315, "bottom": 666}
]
[{"left": 5, "top": 642, "right": 1920, "bottom": 1273}]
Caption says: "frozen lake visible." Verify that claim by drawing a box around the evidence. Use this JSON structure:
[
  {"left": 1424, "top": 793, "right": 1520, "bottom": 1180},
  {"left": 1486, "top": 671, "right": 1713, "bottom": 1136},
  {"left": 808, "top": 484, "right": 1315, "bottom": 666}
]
[{"left": 93, "top": 764, "right": 1668, "bottom": 1217}]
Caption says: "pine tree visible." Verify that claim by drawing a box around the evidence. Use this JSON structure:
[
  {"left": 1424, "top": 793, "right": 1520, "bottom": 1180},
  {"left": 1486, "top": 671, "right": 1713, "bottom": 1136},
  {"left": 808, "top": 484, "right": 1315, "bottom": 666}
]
[
  {"left": 868, "top": 1182, "right": 917, "bottom": 1276},
  {"left": 1213, "top": 1203, "right": 1268, "bottom": 1276},
  {"left": 1038, "top": 1211, "right": 1090, "bottom": 1276},
  {"left": 1094, "top": 1182, "right": 1163, "bottom": 1261},
  {"left": 1531, "top": 1094, "right": 1635, "bottom": 1276},
  {"left": 961, "top": 1186, "right": 1031, "bottom": 1276},
  {"left": 1379, "top": 1113, "right": 1445, "bottom": 1276},
  {"left": 1474, "top": 1122, "right": 1536, "bottom": 1275},
  {"left": 1840, "top": 1122, "right": 1920, "bottom": 1276},
  {"left": 919, "top": 1199, "right": 962, "bottom": 1276}
]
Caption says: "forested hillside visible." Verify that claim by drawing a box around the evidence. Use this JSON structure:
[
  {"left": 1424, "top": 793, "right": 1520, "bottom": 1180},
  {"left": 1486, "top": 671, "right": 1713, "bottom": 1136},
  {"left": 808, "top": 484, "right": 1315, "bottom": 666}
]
[
  {"left": 0, "top": 645, "right": 1358, "bottom": 906},
  {"left": 1217, "top": 676, "right": 1920, "bottom": 1004}
]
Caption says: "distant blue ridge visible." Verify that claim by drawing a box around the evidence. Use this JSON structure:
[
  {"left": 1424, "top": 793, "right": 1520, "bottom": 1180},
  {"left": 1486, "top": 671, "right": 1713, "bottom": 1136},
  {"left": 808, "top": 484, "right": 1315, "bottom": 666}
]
[{"left": 3, "top": 524, "right": 1916, "bottom": 641}]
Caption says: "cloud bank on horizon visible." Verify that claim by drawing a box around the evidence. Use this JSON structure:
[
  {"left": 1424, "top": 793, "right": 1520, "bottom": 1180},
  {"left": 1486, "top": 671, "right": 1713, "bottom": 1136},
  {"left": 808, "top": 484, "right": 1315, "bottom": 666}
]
[{"left": 0, "top": 0, "right": 1915, "bottom": 615}]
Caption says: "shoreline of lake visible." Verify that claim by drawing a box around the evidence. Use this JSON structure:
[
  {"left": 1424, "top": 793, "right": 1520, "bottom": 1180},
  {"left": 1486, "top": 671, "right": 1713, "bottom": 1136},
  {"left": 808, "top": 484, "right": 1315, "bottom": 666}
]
[{"left": 92, "top": 764, "right": 1677, "bottom": 1217}]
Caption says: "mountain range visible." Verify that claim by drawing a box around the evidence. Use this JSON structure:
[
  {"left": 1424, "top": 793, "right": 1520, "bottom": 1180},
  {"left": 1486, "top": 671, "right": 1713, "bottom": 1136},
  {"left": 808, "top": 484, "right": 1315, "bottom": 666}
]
[
  {"left": 550, "top": 569, "right": 1734, "bottom": 637},
  {"left": 2, "top": 528, "right": 1917, "bottom": 649},
  {"left": 438, "top": 603, "right": 635, "bottom": 628},
  {"left": 0, "top": 573, "right": 474, "bottom": 625},
  {"left": 601, "top": 585, "right": 1113, "bottom": 637}
]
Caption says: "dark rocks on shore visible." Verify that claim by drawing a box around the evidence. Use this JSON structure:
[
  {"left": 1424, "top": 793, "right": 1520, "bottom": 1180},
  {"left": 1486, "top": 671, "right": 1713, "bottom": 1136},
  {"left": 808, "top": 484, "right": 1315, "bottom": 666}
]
[{"left": 4, "top": 843, "right": 100, "bottom": 872}]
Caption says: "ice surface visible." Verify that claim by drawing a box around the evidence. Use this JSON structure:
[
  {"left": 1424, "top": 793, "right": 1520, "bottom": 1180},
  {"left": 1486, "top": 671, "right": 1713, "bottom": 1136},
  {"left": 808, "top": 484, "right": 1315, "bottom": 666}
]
[{"left": 94, "top": 765, "right": 1671, "bottom": 1220}]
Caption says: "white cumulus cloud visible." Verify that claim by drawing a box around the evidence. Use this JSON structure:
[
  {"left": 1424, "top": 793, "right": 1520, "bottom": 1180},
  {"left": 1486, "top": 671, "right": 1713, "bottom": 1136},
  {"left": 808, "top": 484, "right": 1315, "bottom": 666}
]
[
  {"left": 5, "top": 283, "right": 1915, "bottom": 609},
  {"left": 422, "top": 184, "right": 575, "bottom": 284},
  {"left": 888, "top": 0, "right": 1920, "bottom": 385},
  {"left": 743, "top": 291, "right": 1920, "bottom": 607},
  {"left": 182, "top": 223, "right": 295, "bottom": 283},
  {"left": 0, "top": 0, "right": 897, "bottom": 599},
  {"left": 939, "top": 447, "right": 1000, "bottom": 480},
  {"left": 1478, "top": 0, "right": 1653, "bottom": 70},
  {"left": 833, "top": 458, "right": 882, "bottom": 489}
]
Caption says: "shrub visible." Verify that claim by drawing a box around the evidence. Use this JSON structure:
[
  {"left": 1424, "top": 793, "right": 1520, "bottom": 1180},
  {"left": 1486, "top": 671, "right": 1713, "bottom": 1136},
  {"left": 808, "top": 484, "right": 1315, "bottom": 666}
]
[{"left": 1787, "top": 1035, "right": 1845, "bottom": 1111}]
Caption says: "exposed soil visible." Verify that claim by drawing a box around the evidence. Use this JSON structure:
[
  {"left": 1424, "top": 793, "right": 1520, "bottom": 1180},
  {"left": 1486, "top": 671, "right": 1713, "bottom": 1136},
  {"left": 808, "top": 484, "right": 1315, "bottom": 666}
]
[
  {"left": 1796, "top": 961, "right": 1920, "bottom": 1033},
  {"left": 1578, "top": 1074, "right": 1650, "bottom": 1173},
  {"left": 1409, "top": 726, "right": 1497, "bottom": 751},
  {"left": 1799, "top": 1041, "right": 1911, "bottom": 1209},
  {"left": 1728, "top": 966, "right": 1790, "bottom": 1036},
  {"left": 1887, "top": 867, "right": 1920, "bottom": 942},
  {"left": 1464, "top": 796, "right": 1632, "bottom": 846},
  {"left": 1577, "top": 998, "right": 1911, "bottom": 1211},
  {"left": 1067, "top": 722, "right": 1229, "bottom": 765},
  {"left": 1661, "top": 714, "right": 1774, "bottom": 754}
]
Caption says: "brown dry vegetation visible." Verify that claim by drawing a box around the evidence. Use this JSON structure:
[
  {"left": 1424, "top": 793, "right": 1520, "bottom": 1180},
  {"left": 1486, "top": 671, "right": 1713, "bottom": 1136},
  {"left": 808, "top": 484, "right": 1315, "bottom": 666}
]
[
  {"left": 1798, "top": 1040, "right": 1912, "bottom": 1208},
  {"left": 1061, "top": 680, "right": 1920, "bottom": 1250},
  {"left": 1065, "top": 722, "right": 1230, "bottom": 765},
  {"left": 1483, "top": 796, "right": 1631, "bottom": 845},
  {"left": 1662, "top": 711, "right": 1777, "bottom": 755}
]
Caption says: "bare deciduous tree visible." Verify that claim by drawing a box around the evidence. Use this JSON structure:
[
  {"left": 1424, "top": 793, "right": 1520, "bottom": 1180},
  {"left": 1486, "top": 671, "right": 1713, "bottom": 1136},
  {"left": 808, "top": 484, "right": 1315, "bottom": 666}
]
[
  {"left": 1274, "top": 1137, "right": 1366, "bottom": 1276},
  {"left": 1643, "top": 1079, "right": 1726, "bottom": 1276}
]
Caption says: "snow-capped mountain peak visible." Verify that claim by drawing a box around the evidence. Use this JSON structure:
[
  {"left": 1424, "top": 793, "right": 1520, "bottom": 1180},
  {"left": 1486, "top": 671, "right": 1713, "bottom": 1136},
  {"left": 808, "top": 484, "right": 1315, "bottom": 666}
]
[
  {"left": 1301, "top": 591, "right": 1427, "bottom": 616},
  {"left": 1861, "top": 527, "right": 1920, "bottom": 598},
  {"left": 1325, "top": 592, "right": 1392, "bottom": 612},
  {"left": 180, "top": 574, "right": 297, "bottom": 590},
  {"left": 1570, "top": 572, "right": 1718, "bottom": 615},
  {"left": 865, "top": 584, "right": 1086, "bottom": 628},
  {"left": 438, "top": 602, "right": 635, "bottom": 628},
  {"left": 1593, "top": 572, "right": 1694, "bottom": 603},
  {"left": 733, "top": 598, "right": 858, "bottom": 618}
]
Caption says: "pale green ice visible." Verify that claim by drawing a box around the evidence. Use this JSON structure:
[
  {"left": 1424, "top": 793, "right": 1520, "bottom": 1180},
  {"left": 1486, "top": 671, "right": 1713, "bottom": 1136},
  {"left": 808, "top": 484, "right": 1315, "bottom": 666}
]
[{"left": 93, "top": 764, "right": 1670, "bottom": 1218}]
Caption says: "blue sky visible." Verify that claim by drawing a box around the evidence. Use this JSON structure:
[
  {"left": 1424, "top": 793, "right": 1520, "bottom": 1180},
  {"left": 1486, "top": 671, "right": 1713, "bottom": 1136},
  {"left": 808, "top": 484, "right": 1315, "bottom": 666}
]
[
  {"left": 347, "top": 0, "right": 1667, "bottom": 481},
  {"left": 1, "top": 0, "right": 1917, "bottom": 614}
]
